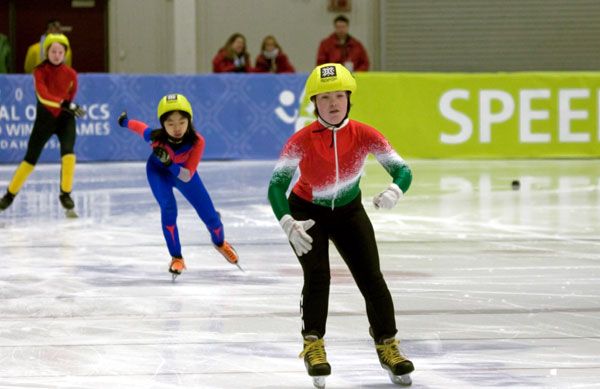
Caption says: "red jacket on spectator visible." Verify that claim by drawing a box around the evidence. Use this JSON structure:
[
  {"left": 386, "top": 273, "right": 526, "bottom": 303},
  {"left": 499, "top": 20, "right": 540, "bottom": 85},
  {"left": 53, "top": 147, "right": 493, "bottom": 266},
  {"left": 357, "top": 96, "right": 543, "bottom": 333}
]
[
  {"left": 212, "top": 49, "right": 252, "bottom": 73},
  {"left": 254, "top": 52, "right": 295, "bottom": 73},
  {"left": 316, "top": 33, "right": 369, "bottom": 71}
]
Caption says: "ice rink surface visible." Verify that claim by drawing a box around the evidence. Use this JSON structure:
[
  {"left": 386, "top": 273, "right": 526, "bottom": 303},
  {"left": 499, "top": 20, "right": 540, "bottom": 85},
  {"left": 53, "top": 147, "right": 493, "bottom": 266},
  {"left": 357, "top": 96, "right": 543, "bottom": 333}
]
[{"left": 0, "top": 159, "right": 599, "bottom": 388}]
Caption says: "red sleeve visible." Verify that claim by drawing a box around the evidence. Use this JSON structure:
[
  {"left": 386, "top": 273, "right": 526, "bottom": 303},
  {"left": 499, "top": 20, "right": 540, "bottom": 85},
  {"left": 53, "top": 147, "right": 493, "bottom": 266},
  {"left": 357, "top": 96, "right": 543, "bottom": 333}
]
[
  {"left": 278, "top": 54, "right": 295, "bottom": 73},
  {"left": 254, "top": 55, "right": 268, "bottom": 72},
  {"left": 127, "top": 119, "right": 150, "bottom": 137},
  {"left": 183, "top": 133, "right": 205, "bottom": 174},
  {"left": 212, "top": 50, "right": 236, "bottom": 73},
  {"left": 68, "top": 68, "right": 78, "bottom": 101},
  {"left": 316, "top": 38, "right": 329, "bottom": 65},
  {"left": 354, "top": 42, "right": 370, "bottom": 71}
]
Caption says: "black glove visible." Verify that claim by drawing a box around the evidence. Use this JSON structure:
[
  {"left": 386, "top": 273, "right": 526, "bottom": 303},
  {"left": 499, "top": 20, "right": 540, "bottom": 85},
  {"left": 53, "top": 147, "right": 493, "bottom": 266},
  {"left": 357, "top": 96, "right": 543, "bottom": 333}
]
[
  {"left": 153, "top": 147, "right": 172, "bottom": 166},
  {"left": 61, "top": 100, "right": 86, "bottom": 118},
  {"left": 117, "top": 111, "right": 128, "bottom": 127}
]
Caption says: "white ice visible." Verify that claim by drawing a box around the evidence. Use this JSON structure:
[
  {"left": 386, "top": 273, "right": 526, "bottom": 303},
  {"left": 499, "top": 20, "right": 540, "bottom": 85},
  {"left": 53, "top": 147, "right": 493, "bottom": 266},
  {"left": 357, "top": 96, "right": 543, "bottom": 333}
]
[{"left": 0, "top": 159, "right": 599, "bottom": 388}]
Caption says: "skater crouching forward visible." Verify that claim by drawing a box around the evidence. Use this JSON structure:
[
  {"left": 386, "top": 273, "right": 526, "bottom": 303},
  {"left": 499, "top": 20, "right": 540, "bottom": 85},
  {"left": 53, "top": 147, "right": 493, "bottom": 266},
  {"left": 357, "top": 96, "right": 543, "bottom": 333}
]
[
  {"left": 0, "top": 33, "right": 85, "bottom": 217},
  {"left": 268, "top": 63, "right": 414, "bottom": 386},
  {"left": 117, "top": 94, "right": 239, "bottom": 278}
]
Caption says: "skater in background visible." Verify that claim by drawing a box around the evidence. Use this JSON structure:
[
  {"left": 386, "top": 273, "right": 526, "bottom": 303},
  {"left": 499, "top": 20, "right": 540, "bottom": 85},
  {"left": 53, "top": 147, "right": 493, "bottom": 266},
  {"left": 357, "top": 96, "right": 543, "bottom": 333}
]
[
  {"left": 267, "top": 63, "right": 414, "bottom": 386},
  {"left": 212, "top": 33, "right": 252, "bottom": 73},
  {"left": 117, "top": 93, "right": 239, "bottom": 278},
  {"left": 24, "top": 19, "right": 73, "bottom": 73},
  {"left": 254, "top": 35, "right": 295, "bottom": 74},
  {"left": 0, "top": 33, "right": 85, "bottom": 217}
]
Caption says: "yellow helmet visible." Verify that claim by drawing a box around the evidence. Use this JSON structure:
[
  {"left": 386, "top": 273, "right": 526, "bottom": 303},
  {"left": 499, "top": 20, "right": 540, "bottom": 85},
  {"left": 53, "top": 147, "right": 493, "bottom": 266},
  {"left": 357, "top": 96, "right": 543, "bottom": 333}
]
[
  {"left": 43, "top": 33, "right": 70, "bottom": 54},
  {"left": 156, "top": 93, "right": 193, "bottom": 121},
  {"left": 304, "top": 63, "right": 356, "bottom": 99}
]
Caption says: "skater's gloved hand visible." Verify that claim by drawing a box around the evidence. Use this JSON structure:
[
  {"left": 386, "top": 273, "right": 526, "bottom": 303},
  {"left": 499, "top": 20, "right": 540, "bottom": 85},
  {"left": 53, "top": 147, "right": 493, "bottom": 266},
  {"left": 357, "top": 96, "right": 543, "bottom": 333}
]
[
  {"left": 279, "top": 214, "right": 315, "bottom": 256},
  {"left": 153, "top": 146, "right": 172, "bottom": 166},
  {"left": 61, "top": 100, "right": 86, "bottom": 118},
  {"left": 373, "top": 183, "right": 403, "bottom": 209},
  {"left": 117, "top": 111, "right": 129, "bottom": 127}
]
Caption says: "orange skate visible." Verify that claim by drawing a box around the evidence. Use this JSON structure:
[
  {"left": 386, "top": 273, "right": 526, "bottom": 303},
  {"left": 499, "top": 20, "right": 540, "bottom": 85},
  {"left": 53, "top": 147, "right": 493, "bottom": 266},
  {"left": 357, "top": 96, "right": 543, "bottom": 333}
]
[
  {"left": 169, "top": 257, "right": 186, "bottom": 281},
  {"left": 214, "top": 241, "right": 243, "bottom": 271}
]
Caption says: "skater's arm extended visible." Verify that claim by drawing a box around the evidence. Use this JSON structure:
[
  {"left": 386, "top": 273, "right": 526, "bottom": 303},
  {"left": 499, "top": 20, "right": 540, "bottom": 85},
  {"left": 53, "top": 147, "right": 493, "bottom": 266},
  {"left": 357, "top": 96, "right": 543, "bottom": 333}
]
[{"left": 117, "top": 111, "right": 154, "bottom": 140}]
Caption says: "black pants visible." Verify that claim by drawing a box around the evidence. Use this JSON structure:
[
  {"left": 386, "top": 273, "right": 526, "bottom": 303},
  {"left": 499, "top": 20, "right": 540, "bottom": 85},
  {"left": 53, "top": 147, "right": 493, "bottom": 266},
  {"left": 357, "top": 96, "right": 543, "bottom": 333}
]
[
  {"left": 24, "top": 103, "right": 76, "bottom": 165},
  {"left": 289, "top": 191, "right": 397, "bottom": 341}
]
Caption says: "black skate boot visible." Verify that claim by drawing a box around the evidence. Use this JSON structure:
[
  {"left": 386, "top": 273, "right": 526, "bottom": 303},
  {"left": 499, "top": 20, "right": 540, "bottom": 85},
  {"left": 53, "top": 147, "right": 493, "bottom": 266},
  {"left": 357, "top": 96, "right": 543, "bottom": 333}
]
[
  {"left": 374, "top": 336, "right": 414, "bottom": 386},
  {"left": 299, "top": 335, "right": 330, "bottom": 389},
  {"left": 0, "top": 191, "right": 15, "bottom": 211},
  {"left": 59, "top": 191, "right": 78, "bottom": 218}
]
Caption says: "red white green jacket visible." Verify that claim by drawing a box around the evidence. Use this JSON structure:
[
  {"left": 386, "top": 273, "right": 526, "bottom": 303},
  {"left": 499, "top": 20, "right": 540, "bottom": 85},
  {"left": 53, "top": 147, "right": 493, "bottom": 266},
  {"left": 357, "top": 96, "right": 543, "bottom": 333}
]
[{"left": 268, "top": 118, "right": 412, "bottom": 220}]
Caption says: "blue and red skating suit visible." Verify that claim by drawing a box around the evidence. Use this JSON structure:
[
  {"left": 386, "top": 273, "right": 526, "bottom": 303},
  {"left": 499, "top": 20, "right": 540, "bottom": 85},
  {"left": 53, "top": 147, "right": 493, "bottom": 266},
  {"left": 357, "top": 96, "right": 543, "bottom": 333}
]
[
  {"left": 126, "top": 119, "right": 225, "bottom": 259},
  {"left": 33, "top": 60, "right": 78, "bottom": 116}
]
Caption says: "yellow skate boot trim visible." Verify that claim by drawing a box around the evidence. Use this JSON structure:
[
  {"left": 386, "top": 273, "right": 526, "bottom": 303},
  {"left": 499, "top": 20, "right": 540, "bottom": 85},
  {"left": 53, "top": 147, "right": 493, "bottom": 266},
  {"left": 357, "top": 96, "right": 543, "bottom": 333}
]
[
  {"left": 299, "top": 337, "right": 328, "bottom": 364},
  {"left": 215, "top": 241, "right": 238, "bottom": 264},
  {"left": 376, "top": 338, "right": 407, "bottom": 366},
  {"left": 8, "top": 161, "right": 35, "bottom": 194},
  {"left": 376, "top": 337, "right": 414, "bottom": 381},
  {"left": 60, "top": 154, "right": 76, "bottom": 193},
  {"left": 299, "top": 336, "right": 331, "bottom": 377},
  {"left": 169, "top": 257, "right": 186, "bottom": 275}
]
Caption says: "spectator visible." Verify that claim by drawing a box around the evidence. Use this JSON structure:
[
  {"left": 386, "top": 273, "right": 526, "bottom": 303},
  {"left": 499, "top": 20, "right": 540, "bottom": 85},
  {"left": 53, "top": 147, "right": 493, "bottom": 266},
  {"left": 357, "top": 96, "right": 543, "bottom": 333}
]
[
  {"left": 212, "top": 33, "right": 252, "bottom": 73},
  {"left": 316, "top": 15, "right": 369, "bottom": 72},
  {"left": 24, "top": 19, "right": 72, "bottom": 73},
  {"left": 0, "top": 34, "right": 85, "bottom": 217},
  {"left": 254, "top": 35, "right": 295, "bottom": 73}
]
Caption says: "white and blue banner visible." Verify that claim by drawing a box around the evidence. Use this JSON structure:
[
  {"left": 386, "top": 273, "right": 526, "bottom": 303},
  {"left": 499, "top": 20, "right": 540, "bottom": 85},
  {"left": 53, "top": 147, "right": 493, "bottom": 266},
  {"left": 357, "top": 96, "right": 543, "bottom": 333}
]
[{"left": 0, "top": 74, "right": 311, "bottom": 163}]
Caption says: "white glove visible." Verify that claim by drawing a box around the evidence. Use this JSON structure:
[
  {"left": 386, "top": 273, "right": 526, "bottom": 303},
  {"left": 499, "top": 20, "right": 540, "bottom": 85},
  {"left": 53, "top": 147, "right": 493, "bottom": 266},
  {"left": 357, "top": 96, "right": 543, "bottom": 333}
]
[
  {"left": 373, "top": 183, "right": 403, "bottom": 209},
  {"left": 279, "top": 214, "right": 315, "bottom": 256}
]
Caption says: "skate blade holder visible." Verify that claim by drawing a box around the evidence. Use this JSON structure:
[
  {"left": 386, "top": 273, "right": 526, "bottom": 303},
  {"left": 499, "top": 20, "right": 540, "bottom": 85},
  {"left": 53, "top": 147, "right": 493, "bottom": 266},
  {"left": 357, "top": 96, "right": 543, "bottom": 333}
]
[
  {"left": 65, "top": 209, "right": 78, "bottom": 218},
  {"left": 233, "top": 261, "right": 245, "bottom": 272},
  {"left": 312, "top": 376, "right": 326, "bottom": 389},
  {"left": 390, "top": 372, "right": 412, "bottom": 386}
]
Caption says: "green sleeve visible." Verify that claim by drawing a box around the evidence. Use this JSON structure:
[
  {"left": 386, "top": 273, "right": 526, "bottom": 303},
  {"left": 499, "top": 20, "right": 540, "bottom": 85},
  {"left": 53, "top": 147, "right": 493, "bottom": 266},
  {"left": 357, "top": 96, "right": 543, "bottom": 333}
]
[
  {"left": 386, "top": 160, "right": 412, "bottom": 193},
  {"left": 267, "top": 165, "right": 296, "bottom": 221}
]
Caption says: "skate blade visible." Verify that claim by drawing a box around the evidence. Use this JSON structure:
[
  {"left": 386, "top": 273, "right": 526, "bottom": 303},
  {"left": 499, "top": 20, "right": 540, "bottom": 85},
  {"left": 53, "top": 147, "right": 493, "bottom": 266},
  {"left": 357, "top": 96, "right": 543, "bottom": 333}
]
[
  {"left": 389, "top": 372, "right": 412, "bottom": 386},
  {"left": 234, "top": 262, "right": 245, "bottom": 272},
  {"left": 312, "top": 376, "right": 326, "bottom": 389},
  {"left": 65, "top": 209, "right": 78, "bottom": 218},
  {"left": 171, "top": 272, "right": 181, "bottom": 282}
]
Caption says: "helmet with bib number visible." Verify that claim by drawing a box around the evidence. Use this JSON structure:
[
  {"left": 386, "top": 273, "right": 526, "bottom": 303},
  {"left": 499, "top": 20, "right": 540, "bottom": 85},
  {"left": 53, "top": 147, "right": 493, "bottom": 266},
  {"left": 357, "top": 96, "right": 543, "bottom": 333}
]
[
  {"left": 157, "top": 93, "right": 193, "bottom": 122},
  {"left": 304, "top": 63, "right": 356, "bottom": 100}
]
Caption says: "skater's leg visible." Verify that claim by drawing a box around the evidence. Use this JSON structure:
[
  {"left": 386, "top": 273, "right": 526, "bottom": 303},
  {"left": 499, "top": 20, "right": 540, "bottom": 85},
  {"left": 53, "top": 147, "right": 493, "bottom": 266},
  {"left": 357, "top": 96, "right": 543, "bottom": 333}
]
[
  {"left": 147, "top": 162, "right": 182, "bottom": 258},
  {"left": 331, "top": 196, "right": 414, "bottom": 383},
  {"left": 289, "top": 193, "right": 333, "bottom": 387},
  {"left": 56, "top": 113, "right": 77, "bottom": 210},
  {"left": 6, "top": 162, "right": 35, "bottom": 196},
  {"left": 176, "top": 174, "right": 239, "bottom": 265},
  {"left": 289, "top": 193, "right": 331, "bottom": 339},
  {"left": 176, "top": 173, "right": 223, "bottom": 245},
  {"left": 3, "top": 107, "right": 57, "bottom": 207},
  {"left": 330, "top": 197, "right": 397, "bottom": 339}
]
